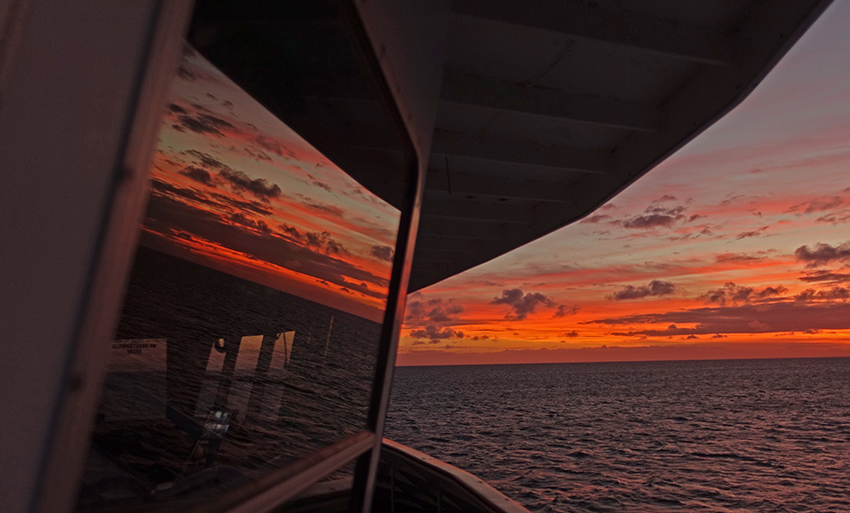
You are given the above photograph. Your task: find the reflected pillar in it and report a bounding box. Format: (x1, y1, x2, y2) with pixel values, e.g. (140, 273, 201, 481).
(246, 333, 278, 422)
(213, 336, 242, 411)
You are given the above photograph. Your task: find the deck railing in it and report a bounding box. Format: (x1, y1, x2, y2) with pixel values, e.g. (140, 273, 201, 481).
(285, 439, 531, 513)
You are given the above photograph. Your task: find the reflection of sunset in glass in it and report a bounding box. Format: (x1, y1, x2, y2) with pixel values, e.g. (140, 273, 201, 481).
(142, 49, 400, 321)
(399, 2, 850, 365)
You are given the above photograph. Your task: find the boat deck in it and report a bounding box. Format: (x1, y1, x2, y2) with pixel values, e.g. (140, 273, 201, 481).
(285, 439, 530, 513)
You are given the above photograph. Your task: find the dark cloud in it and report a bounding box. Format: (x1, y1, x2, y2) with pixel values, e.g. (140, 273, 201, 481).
(174, 112, 236, 137)
(554, 304, 580, 318)
(245, 146, 273, 162)
(370, 245, 394, 262)
(581, 214, 610, 224)
(255, 135, 296, 158)
(277, 223, 302, 241)
(794, 241, 850, 267)
(310, 179, 332, 193)
(302, 201, 344, 218)
(143, 195, 390, 298)
(720, 194, 747, 206)
(303, 230, 349, 256)
(798, 270, 850, 284)
(590, 301, 850, 337)
(787, 196, 844, 214)
(334, 276, 378, 298)
(816, 210, 850, 225)
(609, 280, 676, 300)
(409, 325, 464, 342)
(405, 298, 464, 325)
(795, 287, 850, 302)
(622, 213, 683, 229)
(152, 175, 275, 220)
(715, 252, 767, 263)
(491, 289, 554, 320)
(176, 65, 196, 81)
(150, 178, 218, 208)
(179, 165, 214, 186)
(562, 330, 579, 338)
(759, 286, 788, 298)
(736, 226, 769, 239)
(219, 168, 282, 202)
(167, 103, 187, 114)
(209, 193, 272, 216)
(604, 197, 691, 231)
(175, 48, 208, 81)
(654, 195, 677, 203)
(228, 212, 272, 234)
(185, 150, 225, 169)
(405, 296, 468, 343)
(699, 282, 787, 306)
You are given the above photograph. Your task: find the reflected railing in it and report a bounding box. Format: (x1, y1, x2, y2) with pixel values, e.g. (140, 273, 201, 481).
(79, 253, 383, 508)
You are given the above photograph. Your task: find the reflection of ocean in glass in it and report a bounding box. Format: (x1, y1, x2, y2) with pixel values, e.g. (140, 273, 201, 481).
(77, 248, 380, 508)
(77, 32, 405, 509)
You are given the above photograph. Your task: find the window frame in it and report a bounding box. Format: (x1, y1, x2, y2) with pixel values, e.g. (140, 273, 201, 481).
(33, 1, 425, 512)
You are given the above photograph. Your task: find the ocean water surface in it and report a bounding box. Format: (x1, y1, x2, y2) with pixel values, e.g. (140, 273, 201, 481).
(385, 358, 850, 512)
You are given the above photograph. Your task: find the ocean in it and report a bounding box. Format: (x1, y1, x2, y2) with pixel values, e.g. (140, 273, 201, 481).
(385, 358, 850, 513)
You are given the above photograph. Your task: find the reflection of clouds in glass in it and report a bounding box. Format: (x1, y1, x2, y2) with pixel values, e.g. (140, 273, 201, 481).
(145, 51, 400, 319)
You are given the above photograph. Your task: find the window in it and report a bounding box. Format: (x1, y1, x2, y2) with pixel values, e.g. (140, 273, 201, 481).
(75, 3, 414, 510)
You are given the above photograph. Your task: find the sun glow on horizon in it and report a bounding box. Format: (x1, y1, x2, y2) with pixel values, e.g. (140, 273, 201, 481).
(398, 0, 850, 365)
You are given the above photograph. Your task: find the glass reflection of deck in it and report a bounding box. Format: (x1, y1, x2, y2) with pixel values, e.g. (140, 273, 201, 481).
(77, 248, 382, 509)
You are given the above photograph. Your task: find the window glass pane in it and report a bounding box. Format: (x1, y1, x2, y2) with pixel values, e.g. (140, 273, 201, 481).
(76, 33, 405, 511)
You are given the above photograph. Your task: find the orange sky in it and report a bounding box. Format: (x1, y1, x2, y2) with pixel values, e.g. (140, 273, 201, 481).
(148, 3, 850, 365)
(142, 49, 400, 322)
(397, 0, 850, 365)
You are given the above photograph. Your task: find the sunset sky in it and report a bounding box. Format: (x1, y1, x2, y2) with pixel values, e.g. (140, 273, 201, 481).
(397, 0, 850, 365)
(147, 2, 850, 365)
(143, 49, 400, 321)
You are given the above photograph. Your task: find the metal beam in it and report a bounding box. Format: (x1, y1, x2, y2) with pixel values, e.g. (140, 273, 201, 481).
(417, 218, 505, 240)
(410, 260, 453, 273)
(413, 249, 471, 263)
(452, 0, 731, 66)
(431, 130, 612, 174)
(417, 234, 489, 253)
(421, 194, 535, 223)
(409, 0, 836, 293)
(426, 167, 577, 203)
(441, 72, 660, 131)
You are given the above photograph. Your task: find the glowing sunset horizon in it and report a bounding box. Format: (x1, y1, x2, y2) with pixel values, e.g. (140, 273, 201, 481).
(144, 3, 850, 364)
(397, 0, 850, 365)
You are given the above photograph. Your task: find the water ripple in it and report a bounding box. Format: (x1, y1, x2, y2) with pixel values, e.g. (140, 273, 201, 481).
(386, 358, 850, 513)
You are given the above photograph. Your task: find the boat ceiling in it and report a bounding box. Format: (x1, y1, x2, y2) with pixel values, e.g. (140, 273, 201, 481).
(190, 0, 834, 292)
